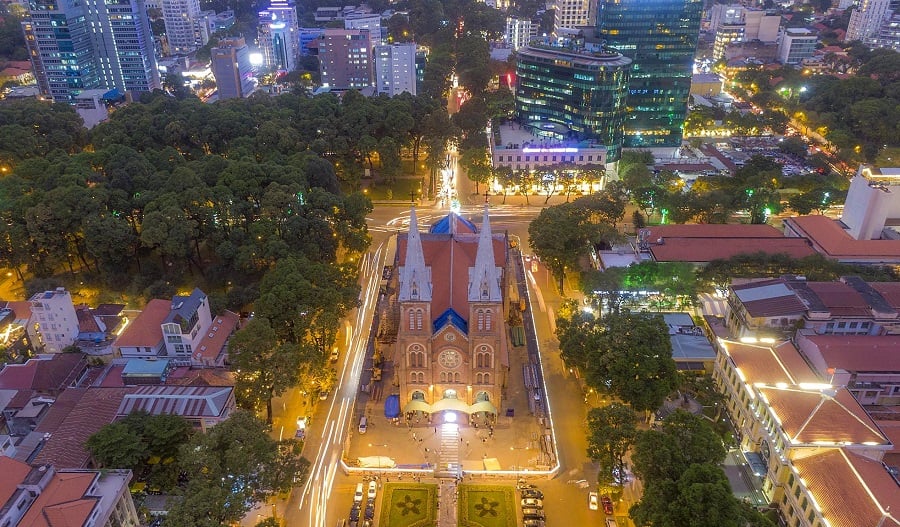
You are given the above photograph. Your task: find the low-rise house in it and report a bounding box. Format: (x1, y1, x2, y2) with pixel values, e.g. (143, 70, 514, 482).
(0, 458, 139, 527)
(116, 385, 235, 432)
(726, 276, 900, 338)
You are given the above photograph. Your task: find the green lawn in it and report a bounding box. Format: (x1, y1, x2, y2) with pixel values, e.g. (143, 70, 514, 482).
(458, 484, 517, 527)
(379, 483, 437, 527)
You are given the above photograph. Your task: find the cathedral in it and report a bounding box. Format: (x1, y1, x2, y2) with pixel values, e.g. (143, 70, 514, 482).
(391, 207, 510, 423)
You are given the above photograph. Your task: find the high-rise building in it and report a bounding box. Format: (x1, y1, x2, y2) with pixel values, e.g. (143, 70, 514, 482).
(777, 27, 817, 65)
(374, 42, 417, 96)
(258, 0, 299, 71)
(22, 0, 159, 103)
(554, 0, 595, 30)
(318, 28, 372, 90)
(873, 12, 900, 51)
(505, 17, 536, 50)
(211, 37, 255, 99)
(162, 0, 205, 54)
(847, 0, 893, 42)
(344, 13, 382, 48)
(515, 36, 631, 161)
(596, 0, 702, 148)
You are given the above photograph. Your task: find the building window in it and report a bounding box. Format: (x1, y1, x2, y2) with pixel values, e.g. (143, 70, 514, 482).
(454, 372, 461, 382)
(485, 310, 492, 330)
(440, 371, 447, 382)
(477, 309, 484, 331)
(415, 309, 423, 330)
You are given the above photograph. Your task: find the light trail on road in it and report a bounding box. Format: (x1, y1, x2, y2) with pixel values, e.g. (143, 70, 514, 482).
(295, 240, 388, 527)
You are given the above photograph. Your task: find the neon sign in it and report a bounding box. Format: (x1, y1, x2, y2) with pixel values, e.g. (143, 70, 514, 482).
(522, 147, 579, 153)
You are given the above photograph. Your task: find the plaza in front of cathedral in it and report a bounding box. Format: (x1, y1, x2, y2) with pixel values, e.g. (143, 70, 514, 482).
(343, 207, 557, 478)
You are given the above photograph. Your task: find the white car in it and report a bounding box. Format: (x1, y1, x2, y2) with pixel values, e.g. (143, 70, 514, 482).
(367, 480, 377, 500)
(521, 498, 543, 508)
(589, 491, 599, 511)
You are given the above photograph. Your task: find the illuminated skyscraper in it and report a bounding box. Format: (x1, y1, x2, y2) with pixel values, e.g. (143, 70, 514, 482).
(514, 36, 631, 161)
(258, 0, 299, 71)
(22, 0, 159, 103)
(596, 0, 702, 147)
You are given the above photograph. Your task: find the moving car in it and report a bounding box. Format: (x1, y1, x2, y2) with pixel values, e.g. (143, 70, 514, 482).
(295, 416, 307, 439)
(589, 491, 599, 511)
(601, 495, 614, 515)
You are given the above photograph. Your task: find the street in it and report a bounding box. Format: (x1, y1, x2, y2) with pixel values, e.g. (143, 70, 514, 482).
(254, 154, 639, 527)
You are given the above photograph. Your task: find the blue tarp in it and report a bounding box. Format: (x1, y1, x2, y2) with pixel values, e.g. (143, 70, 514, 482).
(384, 394, 400, 418)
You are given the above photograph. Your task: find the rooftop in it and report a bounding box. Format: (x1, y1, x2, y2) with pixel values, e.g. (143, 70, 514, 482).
(719, 339, 821, 386)
(493, 121, 605, 151)
(114, 299, 171, 349)
(192, 311, 240, 365)
(18, 470, 99, 527)
(117, 385, 234, 418)
(34, 388, 133, 468)
(758, 385, 890, 446)
(798, 333, 900, 372)
(647, 237, 815, 263)
(785, 215, 900, 260)
(792, 449, 900, 527)
(0, 457, 33, 512)
(642, 224, 785, 239)
(0, 353, 87, 394)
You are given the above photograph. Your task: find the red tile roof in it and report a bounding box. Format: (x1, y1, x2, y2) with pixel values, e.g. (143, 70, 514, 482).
(792, 449, 900, 527)
(114, 299, 170, 349)
(732, 279, 808, 317)
(34, 388, 133, 468)
(785, 215, 900, 260)
(869, 282, 900, 309)
(803, 281, 870, 316)
(759, 386, 889, 445)
(0, 300, 32, 321)
(397, 233, 507, 323)
(648, 237, 815, 263)
(0, 457, 33, 509)
(801, 334, 900, 372)
(0, 353, 86, 393)
(18, 471, 99, 527)
(192, 311, 240, 365)
(719, 340, 820, 385)
(643, 224, 785, 240)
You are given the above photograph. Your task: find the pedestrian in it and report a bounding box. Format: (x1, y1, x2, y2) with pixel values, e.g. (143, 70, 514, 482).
(459, 437, 463, 443)
(434, 427, 437, 434)
(425, 447, 429, 452)
(466, 441, 470, 447)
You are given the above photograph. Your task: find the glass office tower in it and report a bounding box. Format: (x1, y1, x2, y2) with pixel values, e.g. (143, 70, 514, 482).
(596, 0, 702, 147)
(515, 39, 631, 161)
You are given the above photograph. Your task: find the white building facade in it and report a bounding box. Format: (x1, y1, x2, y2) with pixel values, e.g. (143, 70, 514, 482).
(162, 0, 206, 54)
(28, 288, 79, 353)
(374, 42, 417, 96)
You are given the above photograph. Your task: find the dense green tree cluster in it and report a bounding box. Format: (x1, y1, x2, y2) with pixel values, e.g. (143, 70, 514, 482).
(586, 403, 638, 491)
(0, 91, 466, 294)
(528, 187, 626, 289)
(630, 411, 773, 527)
(165, 411, 308, 527)
(0, 9, 28, 62)
(556, 310, 680, 413)
(86, 412, 193, 491)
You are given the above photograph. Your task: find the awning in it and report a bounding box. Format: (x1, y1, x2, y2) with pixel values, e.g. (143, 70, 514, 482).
(403, 399, 432, 413)
(431, 397, 470, 413)
(384, 394, 400, 418)
(469, 400, 498, 415)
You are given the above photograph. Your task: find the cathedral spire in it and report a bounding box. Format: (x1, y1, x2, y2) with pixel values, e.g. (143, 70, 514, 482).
(468, 205, 502, 303)
(398, 207, 432, 302)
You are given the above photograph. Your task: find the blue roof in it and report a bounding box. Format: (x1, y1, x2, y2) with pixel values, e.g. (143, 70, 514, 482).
(102, 88, 122, 100)
(122, 359, 170, 376)
(429, 213, 477, 234)
(433, 308, 468, 335)
(384, 394, 400, 418)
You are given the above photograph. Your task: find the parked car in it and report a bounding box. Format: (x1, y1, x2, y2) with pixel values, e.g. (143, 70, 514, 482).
(521, 498, 543, 508)
(521, 489, 543, 499)
(589, 491, 599, 511)
(523, 520, 545, 527)
(601, 495, 614, 515)
(606, 518, 619, 527)
(367, 480, 377, 500)
(522, 508, 544, 519)
(354, 483, 364, 503)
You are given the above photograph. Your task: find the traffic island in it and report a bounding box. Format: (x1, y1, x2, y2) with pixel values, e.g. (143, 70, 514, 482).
(379, 483, 437, 527)
(458, 484, 516, 527)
